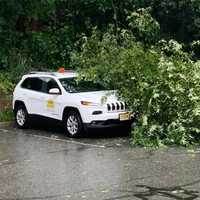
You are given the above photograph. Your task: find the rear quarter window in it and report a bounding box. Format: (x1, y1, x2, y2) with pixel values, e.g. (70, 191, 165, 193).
(21, 78, 31, 89)
(21, 78, 43, 92)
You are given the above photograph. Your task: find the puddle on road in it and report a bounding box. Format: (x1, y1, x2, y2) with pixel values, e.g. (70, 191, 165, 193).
(134, 185, 199, 200)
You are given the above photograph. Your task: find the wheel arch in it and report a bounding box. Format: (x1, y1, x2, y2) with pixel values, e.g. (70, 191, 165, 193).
(14, 100, 26, 112)
(62, 106, 82, 121)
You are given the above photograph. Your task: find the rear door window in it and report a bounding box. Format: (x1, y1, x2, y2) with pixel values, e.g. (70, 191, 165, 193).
(39, 77, 60, 94)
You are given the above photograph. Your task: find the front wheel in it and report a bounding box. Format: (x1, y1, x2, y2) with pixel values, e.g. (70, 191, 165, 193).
(15, 105, 29, 129)
(63, 111, 84, 138)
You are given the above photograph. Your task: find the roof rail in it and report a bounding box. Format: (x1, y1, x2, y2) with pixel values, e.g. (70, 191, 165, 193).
(28, 71, 56, 76)
(63, 70, 76, 73)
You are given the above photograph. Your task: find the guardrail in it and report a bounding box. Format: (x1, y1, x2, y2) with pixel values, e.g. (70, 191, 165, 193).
(0, 95, 12, 112)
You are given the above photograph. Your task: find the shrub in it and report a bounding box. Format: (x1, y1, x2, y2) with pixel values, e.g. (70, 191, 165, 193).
(6, 50, 32, 82)
(0, 111, 14, 122)
(0, 49, 31, 94)
(72, 29, 200, 147)
(0, 73, 14, 94)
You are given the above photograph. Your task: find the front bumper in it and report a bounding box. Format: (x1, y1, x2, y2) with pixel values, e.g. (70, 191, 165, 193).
(84, 118, 134, 129)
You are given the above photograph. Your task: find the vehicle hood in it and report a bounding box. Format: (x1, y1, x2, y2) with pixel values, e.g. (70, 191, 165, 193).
(72, 90, 119, 105)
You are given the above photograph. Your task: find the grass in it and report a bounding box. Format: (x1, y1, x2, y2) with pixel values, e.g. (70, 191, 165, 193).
(0, 110, 14, 122)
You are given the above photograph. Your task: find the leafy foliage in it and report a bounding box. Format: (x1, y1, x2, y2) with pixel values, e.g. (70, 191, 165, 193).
(29, 25, 74, 68)
(1, 0, 200, 146)
(1, 0, 200, 72)
(150, 0, 200, 42)
(0, 74, 14, 94)
(127, 8, 160, 44)
(72, 29, 200, 147)
(0, 111, 14, 122)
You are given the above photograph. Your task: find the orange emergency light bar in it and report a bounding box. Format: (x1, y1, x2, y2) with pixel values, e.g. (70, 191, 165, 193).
(58, 67, 65, 73)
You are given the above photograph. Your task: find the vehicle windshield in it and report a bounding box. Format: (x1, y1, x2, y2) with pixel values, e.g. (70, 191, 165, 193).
(59, 77, 106, 93)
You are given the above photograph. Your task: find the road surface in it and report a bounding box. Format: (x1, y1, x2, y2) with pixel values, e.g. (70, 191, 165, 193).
(0, 123, 200, 200)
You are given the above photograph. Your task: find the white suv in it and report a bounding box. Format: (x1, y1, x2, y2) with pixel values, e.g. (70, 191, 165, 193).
(13, 71, 133, 137)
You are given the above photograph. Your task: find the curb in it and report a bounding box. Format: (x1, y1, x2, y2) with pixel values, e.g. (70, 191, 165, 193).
(0, 121, 14, 127)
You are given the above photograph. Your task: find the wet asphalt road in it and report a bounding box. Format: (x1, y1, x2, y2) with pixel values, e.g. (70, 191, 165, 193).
(0, 123, 200, 200)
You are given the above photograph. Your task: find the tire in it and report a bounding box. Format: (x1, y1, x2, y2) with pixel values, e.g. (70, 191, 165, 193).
(15, 105, 29, 129)
(63, 110, 84, 138)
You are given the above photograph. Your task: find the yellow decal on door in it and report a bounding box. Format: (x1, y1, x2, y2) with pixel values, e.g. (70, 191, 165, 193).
(47, 100, 54, 108)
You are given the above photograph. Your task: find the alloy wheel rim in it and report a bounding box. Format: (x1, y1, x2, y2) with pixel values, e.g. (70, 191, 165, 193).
(16, 109, 26, 126)
(67, 115, 78, 135)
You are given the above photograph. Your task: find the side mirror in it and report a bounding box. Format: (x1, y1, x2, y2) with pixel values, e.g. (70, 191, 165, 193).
(49, 88, 60, 95)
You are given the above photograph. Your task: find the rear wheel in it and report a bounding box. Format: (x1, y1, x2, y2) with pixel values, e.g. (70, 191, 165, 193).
(64, 110, 83, 138)
(15, 105, 29, 129)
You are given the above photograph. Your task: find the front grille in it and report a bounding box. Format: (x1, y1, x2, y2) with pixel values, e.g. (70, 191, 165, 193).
(107, 102, 126, 112)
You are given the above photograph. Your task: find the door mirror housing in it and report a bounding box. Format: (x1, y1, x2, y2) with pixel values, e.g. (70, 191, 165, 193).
(49, 88, 60, 95)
